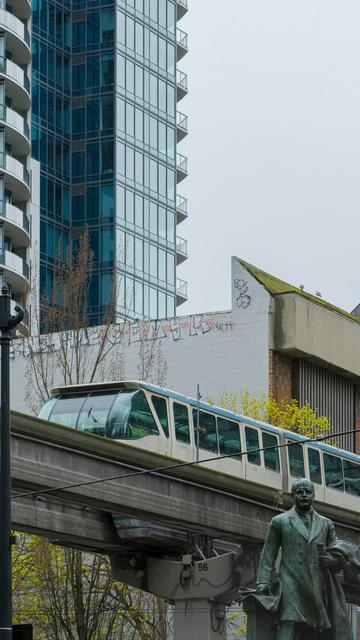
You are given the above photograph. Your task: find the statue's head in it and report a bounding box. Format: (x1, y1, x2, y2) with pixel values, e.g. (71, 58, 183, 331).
(291, 478, 315, 512)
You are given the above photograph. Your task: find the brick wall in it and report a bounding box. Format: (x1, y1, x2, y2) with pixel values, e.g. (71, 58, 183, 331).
(269, 350, 293, 404)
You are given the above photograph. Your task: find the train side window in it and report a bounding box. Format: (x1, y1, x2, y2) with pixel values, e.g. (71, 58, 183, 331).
(288, 443, 305, 477)
(245, 427, 260, 465)
(262, 432, 280, 472)
(174, 403, 190, 444)
(151, 395, 169, 438)
(107, 390, 159, 440)
(217, 418, 241, 457)
(192, 410, 217, 453)
(323, 453, 344, 491)
(308, 448, 322, 484)
(343, 459, 360, 496)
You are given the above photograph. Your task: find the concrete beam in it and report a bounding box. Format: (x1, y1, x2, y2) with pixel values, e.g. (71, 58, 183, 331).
(272, 293, 360, 378)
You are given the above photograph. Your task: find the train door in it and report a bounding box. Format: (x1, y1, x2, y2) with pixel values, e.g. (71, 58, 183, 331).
(148, 393, 171, 457)
(190, 407, 219, 466)
(169, 399, 193, 462)
(306, 447, 325, 504)
(243, 425, 282, 490)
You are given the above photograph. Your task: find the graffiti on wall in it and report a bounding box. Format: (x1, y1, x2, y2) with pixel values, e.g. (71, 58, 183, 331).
(234, 279, 251, 309)
(10, 314, 235, 359)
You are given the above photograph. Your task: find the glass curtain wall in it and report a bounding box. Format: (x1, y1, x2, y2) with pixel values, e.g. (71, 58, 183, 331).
(116, 0, 177, 320)
(33, 0, 179, 325)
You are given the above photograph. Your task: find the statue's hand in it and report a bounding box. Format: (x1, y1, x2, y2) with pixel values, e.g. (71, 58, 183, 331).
(320, 555, 340, 571)
(256, 583, 271, 595)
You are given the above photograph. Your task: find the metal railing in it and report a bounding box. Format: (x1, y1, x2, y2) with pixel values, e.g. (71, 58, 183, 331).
(0, 55, 30, 94)
(177, 28, 188, 50)
(176, 152, 188, 175)
(0, 104, 30, 140)
(176, 194, 188, 215)
(0, 249, 29, 279)
(177, 0, 188, 10)
(176, 110, 188, 132)
(0, 199, 30, 233)
(176, 236, 188, 257)
(176, 69, 188, 92)
(176, 277, 188, 299)
(0, 152, 30, 186)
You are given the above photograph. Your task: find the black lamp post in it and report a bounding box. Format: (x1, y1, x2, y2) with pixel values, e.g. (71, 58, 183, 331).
(0, 284, 23, 640)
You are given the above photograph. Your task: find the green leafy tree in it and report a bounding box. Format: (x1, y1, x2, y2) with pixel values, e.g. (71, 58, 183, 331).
(218, 390, 330, 438)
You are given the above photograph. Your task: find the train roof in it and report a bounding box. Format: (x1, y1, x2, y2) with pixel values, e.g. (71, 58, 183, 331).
(49, 380, 359, 463)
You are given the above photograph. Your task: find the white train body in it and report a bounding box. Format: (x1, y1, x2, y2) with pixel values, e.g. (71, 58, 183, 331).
(38, 380, 360, 528)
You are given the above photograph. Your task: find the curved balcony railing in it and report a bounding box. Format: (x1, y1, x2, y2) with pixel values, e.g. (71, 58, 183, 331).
(176, 153, 188, 182)
(0, 151, 29, 187)
(0, 199, 29, 234)
(176, 235, 188, 257)
(176, 194, 188, 215)
(176, 69, 188, 101)
(176, 110, 188, 142)
(0, 9, 30, 49)
(0, 248, 29, 280)
(177, 28, 188, 51)
(176, 277, 188, 301)
(0, 55, 30, 95)
(0, 104, 30, 141)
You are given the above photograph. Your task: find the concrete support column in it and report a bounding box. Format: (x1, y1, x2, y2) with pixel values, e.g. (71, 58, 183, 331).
(174, 600, 226, 640)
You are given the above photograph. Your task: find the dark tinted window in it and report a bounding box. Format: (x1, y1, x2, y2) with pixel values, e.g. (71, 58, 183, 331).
(174, 403, 190, 444)
(151, 395, 169, 438)
(217, 418, 241, 457)
(192, 410, 217, 453)
(107, 389, 159, 440)
(262, 432, 280, 472)
(324, 453, 344, 491)
(308, 448, 322, 485)
(343, 459, 360, 496)
(77, 392, 117, 436)
(245, 427, 260, 465)
(288, 443, 305, 477)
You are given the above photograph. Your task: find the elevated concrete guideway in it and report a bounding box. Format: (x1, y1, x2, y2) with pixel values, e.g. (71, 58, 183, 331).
(10, 411, 360, 552)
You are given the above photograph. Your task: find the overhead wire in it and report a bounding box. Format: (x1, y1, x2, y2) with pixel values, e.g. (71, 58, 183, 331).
(11, 427, 360, 501)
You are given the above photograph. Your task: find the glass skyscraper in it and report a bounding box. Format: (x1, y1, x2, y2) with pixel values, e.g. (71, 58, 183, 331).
(32, 0, 188, 325)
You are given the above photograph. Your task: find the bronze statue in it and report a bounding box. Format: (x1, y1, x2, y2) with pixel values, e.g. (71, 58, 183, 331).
(256, 478, 354, 640)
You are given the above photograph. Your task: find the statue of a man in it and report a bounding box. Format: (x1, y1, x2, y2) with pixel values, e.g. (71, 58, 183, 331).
(256, 478, 353, 640)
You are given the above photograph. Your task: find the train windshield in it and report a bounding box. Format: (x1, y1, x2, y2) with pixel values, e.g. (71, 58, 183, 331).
(39, 389, 159, 440)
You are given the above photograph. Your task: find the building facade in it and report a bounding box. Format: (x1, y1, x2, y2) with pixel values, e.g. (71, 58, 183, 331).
(32, 0, 188, 326)
(10, 256, 360, 456)
(0, 0, 39, 332)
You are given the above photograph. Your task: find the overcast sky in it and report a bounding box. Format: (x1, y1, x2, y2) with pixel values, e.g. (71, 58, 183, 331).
(178, 1, 360, 316)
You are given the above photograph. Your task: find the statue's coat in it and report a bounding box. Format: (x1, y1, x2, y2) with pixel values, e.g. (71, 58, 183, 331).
(257, 507, 336, 629)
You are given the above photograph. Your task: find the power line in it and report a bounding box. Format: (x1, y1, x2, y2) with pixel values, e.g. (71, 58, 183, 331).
(11, 427, 360, 501)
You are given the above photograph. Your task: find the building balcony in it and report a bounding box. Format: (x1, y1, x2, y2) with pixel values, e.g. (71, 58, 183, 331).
(176, 152, 188, 183)
(176, 28, 188, 61)
(176, 277, 188, 306)
(176, 235, 188, 265)
(0, 9, 31, 66)
(0, 152, 30, 200)
(0, 248, 29, 294)
(176, 110, 188, 142)
(176, 194, 188, 224)
(10, 0, 31, 21)
(176, 69, 188, 102)
(0, 200, 30, 248)
(0, 104, 30, 156)
(176, 0, 188, 20)
(0, 56, 30, 112)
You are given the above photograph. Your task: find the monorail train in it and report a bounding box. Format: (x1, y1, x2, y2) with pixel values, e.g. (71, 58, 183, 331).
(38, 380, 360, 536)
